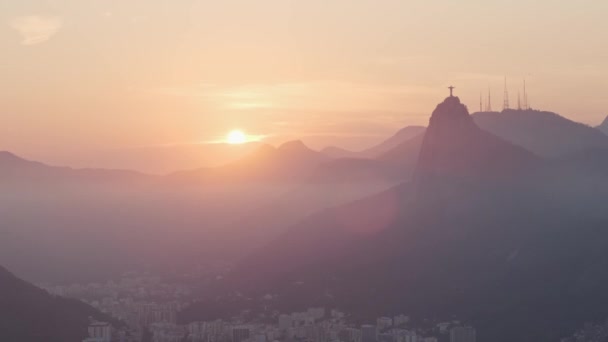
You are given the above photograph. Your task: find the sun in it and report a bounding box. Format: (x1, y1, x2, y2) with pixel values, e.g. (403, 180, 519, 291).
(226, 130, 247, 144)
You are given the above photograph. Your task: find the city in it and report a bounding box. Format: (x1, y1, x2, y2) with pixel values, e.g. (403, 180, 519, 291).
(41, 269, 476, 342)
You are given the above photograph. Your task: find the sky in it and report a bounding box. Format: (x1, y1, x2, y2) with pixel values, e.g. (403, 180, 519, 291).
(1, 0, 607, 171)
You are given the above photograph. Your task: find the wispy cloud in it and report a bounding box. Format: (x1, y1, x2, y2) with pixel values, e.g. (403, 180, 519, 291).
(147, 81, 436, 113)
(9, 15, 63, 45)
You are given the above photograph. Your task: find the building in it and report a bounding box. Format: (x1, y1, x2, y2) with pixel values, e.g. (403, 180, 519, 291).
(393, 315, 409, 327)
(232, 325, 251, 342)
(308, 307, 326, 320)
(83, 321, 112, 342)
(278, 314, 293, 330)
(361, 324, 377, 342)
(450, 326, 476, 342)
(377, 317, 393, 331)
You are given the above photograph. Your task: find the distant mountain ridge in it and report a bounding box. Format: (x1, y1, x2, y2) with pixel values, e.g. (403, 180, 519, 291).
(321, 126, 426, 159)
(0, 151, 150, 185)
(169, 140, 330, 184)
(597, 115, 608, 135)
(473, 109, 608, 157)
(0, 265, 115, 342)
(170, 140, 408, 185)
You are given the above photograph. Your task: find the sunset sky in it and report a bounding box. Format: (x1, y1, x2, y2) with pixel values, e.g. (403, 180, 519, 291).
(1, 0, 607, 170)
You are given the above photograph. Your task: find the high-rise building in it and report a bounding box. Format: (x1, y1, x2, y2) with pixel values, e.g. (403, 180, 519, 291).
(377, 317, 393, 331)
(232, 326, 251, 342)
(393, 315, 409, 327)
(361, 324, 377, 342)
(450, 326, 476, 342)
(308, 307, 326, 320)
(83, 322, 112, 342)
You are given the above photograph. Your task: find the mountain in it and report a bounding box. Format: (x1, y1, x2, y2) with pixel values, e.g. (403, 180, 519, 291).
(183, 96, 608, 342)
(309, 158, 405, 183)
(321, 126, 426, 159)
(56, 142, 263, 174)
(472, 109, 608, 157)
(326, 109, 607, 172)
(417, 98, 540, 183)
(227, 96, 541, 288)
(0, 145, 400, 284)
(0, 265, 115, 342)
(320, 146, 358, 159)
(597, 115, 608, 135)
(169, 140, 407, 185)
(364, 126, 426, 157)
(0, 150, 301, 283)
(375, 133, 425, 180)
(169, 140, 331, 184)
(0, 151, 150, 186)
(375, 98, 539, 184)
(213, 178, 400, 261)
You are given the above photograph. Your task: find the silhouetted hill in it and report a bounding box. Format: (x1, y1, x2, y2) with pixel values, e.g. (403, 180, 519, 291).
(228, 96, 541, 288)
(309, 158, 405, 183)
(0, 265, 116, 342)
(0, 146, 398, 284)
(375, 133, 425, 179)
(376, 98, 540, 184)
(185, 97, 608, 342)
(317, 127, 429, 182)
(169, 140, 330, 184)
(170, 140, 407, 185)
(597, 115, 608, 135)
(363, 126, 426, 157)
(320, 146, 357, 158)
(56, 141, 263, 174)
(472, 109, 608, 157)
(0, 151, 150, 186)
(417, 98, 540, 184)
(321, 126, 426, 159)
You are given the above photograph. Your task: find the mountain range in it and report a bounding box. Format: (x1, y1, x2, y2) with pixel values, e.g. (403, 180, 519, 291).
(0, 151, 148, 186)
(169, 140, 331, 184)
(473, 109, 608, 157)
(182, 97, 608, 342)
(321, 126, 426, 159)
(0, 142, 399, 283)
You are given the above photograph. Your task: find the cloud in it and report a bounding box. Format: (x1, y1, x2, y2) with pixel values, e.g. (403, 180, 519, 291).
(148, 81, 436, 113)
(9, 15, 63, 45)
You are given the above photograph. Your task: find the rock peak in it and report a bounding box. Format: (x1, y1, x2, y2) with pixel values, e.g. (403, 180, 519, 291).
(414, 96, 538, 186)
(278, 140, 310, 152)
(427, 96, 475, 134)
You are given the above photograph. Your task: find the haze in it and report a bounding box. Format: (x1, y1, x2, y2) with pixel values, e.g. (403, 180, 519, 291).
(1, 0, 607, 172)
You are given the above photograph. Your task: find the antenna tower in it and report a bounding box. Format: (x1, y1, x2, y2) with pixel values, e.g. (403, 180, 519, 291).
(517, 91, 521, 110)
(486, 88, 492, 112)
(523, 79, 529, 110)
